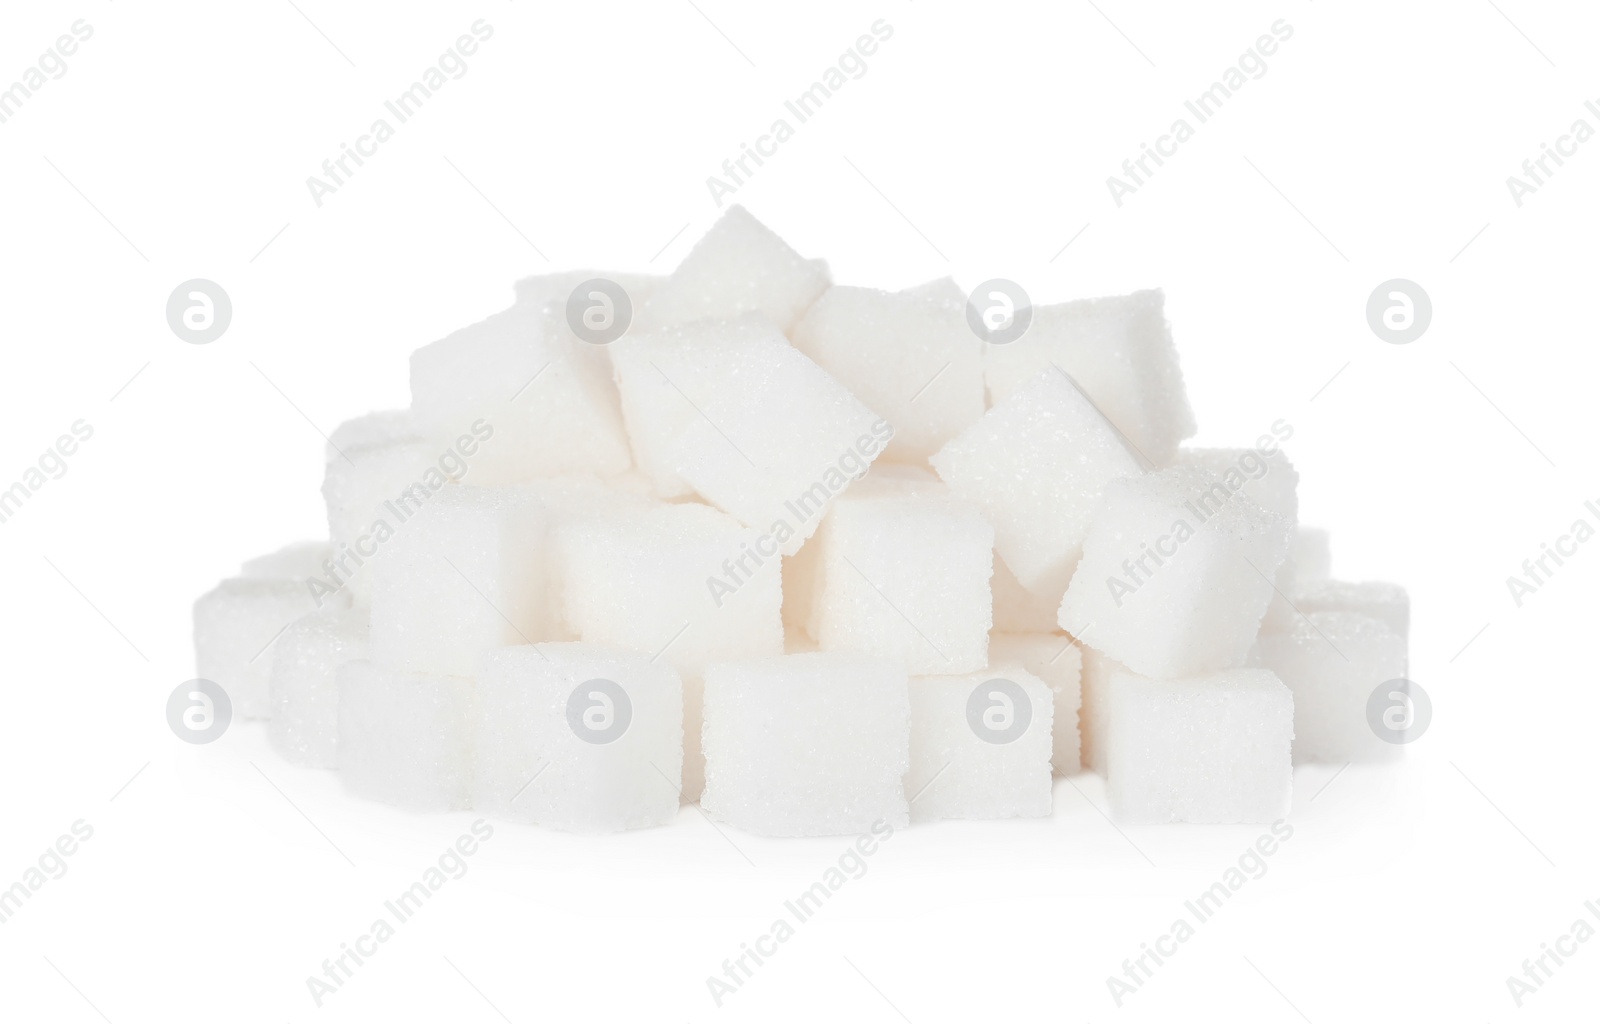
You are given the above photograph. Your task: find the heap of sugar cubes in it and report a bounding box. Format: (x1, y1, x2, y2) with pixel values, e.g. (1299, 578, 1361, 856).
(193, 206, 1410, 834)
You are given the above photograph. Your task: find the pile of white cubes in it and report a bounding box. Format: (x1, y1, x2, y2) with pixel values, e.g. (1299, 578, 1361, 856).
(193, 206, 1409, 835)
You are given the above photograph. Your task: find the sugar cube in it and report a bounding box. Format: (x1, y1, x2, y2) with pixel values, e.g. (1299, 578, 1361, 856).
(641, 206, 829, 332)
(268, 605, 368, 768)
(932, 369, 1143, 601)
(472, 643, 682, 831)
(809, 483, 994, 675)
(989, 632, 1082, 774)
(325, 409, 423, 463)
(1292, 580, 1409, 640)
(701, 653, 910, 836)
(409, 302, 633, 484)
(1059, 464, 1292, 680)
(791, 284, 985, 463)
(983, 290, 1196, 465)
(368, 485, 549, 677)
(609, 314, 888, 551)
(337, 660, 472, 811)
(1257, 611, 1408, 763)
(194, 577, 318, 720)
(1104, 668, 1293, 823)
(1077, 644, 1133, 773)
(907, 668, 1053, 821)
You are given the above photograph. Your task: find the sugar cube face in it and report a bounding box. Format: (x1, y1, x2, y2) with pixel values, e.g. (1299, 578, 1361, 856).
(1077, 644, 1131, 773)
(409, 302, 633, 485)
(322, 433, 450, 605)
(1174, 447, 1298, 522)
(791, 285, 985, 463)
(811, 488, 994, 675)
(1292, 580, 1409, 640)
(1059, 464, 1292, 680)
(984, 290, 1196, 465)
(933, 369, 1143, 601)
(268, 605, 369, 768)
(368, 485, 549, 677)
(194, 578, 318, 719)
(337, 660, 472, 812)
(701, 653, 910, 836)
(907, 668, 1053, 821)
(240, 541, 332, 583)
(472, 643, 682, 831)
(1104, 668, 1293, 823)
(1257, 611, 1407, 763)
(557, 500, 783, 680)
(610, 314, 887, 551)
(989, 632, 1082, 774)
(990, 554, 1060, 634)
(641, 206, 829, 332)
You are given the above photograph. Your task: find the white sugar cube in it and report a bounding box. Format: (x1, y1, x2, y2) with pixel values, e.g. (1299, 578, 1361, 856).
(1059, 465, 1292, 680)
(907, 668, 1053, 821)
(791, 285, 984, 463)
(702, 653, 910, 836)
(933, 369, 1143, 600)
(810, 486, 994, 675)
(984, 290, 1195, 465)
(268, 605, 368, 768)
(472, 643, 683, 831)
(409, 302, 633, 484)
(325, 409, 422, 463)
(1077, 644, 1133, 773)
(557, 500, 783, 679)
(240, 541, 331, 583)
(610, 314, 888, 550)
(321, 429, 454, 605)
(1293, 580, 1409, 640)
(368, 485, 549, 677)
(642, 206, 829, 332)
(1258, 611, 1407, 763)
(990, 554, 1060, 633)
(194, 577, 317, 719)
(337, 661, 472, 811)
(989, 633, 1082, 774)
(1105, 668, 1293, 823)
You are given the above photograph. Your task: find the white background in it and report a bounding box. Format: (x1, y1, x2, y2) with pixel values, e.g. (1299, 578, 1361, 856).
(1, 1, 1597, 1021)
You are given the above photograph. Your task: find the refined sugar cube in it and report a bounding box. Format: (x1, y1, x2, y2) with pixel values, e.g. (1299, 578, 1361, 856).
(701, 653, 910, 836)
(1292, 580, 1409, 640)
(989, 632, 1082, 774)
(809, 482, 994, 675)
(325, 409, 423, 462)
(984, 290, 1196, 465)
(907, 668, 1053, 821)
(557, 500, 783, 679)
(641, 206, 829, 332)
(409, 302, 633, 484)
(337, 660, 472, 812)
(472, 643, 683, 832)
(1059, 464, 1292, 680)
(194, 577, 318, 719)
(1104, 668, 1293, 823)
(1175, 448, 1301, 635)
(240, 541, 331, 583)
(990, 554, 1060, 634)
(791, 285, 985, 463)
(321, 426, 450, 605)
(933, 369, 1143, 601)
(610, 314, 888, 550)
(1077, 644, 1133, 773)
(368, 485, 549, 677)
(268, 605, 368, 768)
(1257, 611, 1407, 763)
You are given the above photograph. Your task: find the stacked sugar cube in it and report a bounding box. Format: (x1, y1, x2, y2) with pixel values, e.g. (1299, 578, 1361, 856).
(193, 205, 1411, 835)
